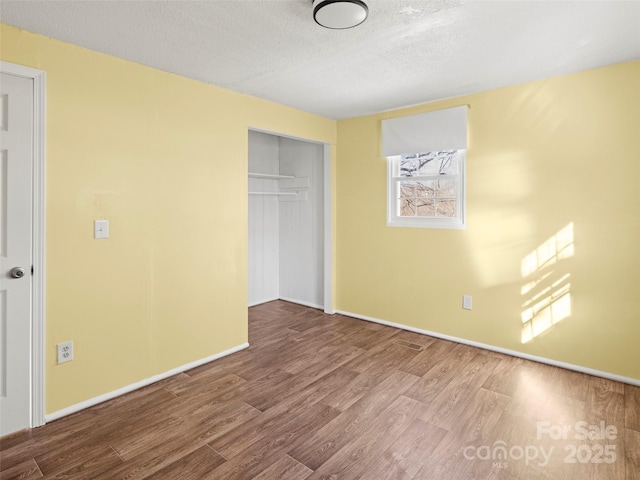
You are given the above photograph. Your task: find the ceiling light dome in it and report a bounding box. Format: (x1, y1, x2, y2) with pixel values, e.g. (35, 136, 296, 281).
(313, 0, 369, 30)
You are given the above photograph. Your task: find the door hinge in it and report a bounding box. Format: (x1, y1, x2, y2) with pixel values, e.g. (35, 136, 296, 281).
(31, 265, 34, 275)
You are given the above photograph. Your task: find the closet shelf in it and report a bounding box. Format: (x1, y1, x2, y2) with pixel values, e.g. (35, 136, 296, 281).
(249, 191, 298, 196)
(248, 172, 295, 180)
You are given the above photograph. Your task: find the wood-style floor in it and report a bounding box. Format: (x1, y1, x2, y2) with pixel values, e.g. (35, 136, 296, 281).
(1, 300, 639, 479)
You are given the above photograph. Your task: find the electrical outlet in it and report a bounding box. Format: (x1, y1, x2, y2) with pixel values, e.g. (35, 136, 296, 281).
(463, 295, 472, 310)
(57, 341, 74, 364)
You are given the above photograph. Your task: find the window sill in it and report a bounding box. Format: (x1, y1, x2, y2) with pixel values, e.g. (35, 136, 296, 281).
(387, 218, 466, 230)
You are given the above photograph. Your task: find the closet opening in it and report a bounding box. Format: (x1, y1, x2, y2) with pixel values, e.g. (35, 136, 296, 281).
(248, 129, 332, 313)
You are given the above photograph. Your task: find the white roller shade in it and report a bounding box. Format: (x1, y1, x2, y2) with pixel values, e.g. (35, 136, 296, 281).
(381, 105, 468, 157)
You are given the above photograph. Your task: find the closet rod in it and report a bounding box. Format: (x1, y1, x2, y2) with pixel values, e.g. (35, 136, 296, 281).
(248, 173, 296, 180)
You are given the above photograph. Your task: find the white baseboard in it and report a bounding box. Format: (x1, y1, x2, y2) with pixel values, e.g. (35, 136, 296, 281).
(335, 310, 640, 387)
(248, 297, 324, 311)
(278, 297, 324, 310)
(45, 342, 250, 423)
(248, 297, 280, 308)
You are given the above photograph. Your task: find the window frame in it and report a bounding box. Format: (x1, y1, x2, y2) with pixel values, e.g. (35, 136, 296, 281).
(386, 150, 467, 229)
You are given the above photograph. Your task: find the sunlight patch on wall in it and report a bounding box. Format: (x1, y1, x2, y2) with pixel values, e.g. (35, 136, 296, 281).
(521, 223, 574, 344)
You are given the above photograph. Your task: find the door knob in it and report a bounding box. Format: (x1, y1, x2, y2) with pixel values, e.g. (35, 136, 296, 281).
(10, 267, 26, 279)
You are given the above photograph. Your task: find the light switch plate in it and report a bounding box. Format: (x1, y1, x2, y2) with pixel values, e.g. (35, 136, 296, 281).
(94, 220, 109, 239)
(463, 295, 472, 310)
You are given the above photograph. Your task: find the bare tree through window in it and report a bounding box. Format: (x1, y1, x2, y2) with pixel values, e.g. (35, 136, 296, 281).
(396, 151, 461, 218)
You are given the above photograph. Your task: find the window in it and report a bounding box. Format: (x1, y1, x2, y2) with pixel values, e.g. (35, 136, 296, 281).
(381, 105, 468, 229)
(387, 150, 466, 228)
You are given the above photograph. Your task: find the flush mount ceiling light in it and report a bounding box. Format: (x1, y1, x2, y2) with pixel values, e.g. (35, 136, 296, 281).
(313, 0, 369, 29)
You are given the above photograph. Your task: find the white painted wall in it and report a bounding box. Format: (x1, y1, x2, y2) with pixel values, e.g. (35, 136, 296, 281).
(279, 138, 324, 308)
(248, 131, 324, 309)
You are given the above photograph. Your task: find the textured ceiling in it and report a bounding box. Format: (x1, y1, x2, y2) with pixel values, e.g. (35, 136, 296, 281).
(1, 0, 639, 119)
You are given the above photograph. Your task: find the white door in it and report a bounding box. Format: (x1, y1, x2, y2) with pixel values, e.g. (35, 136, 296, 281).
(0, 72, 34, 436)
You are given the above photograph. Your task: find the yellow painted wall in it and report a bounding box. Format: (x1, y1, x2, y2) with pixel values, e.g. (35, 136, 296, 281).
(336, 61, 640, 380)
(0, 24, 337, 413)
